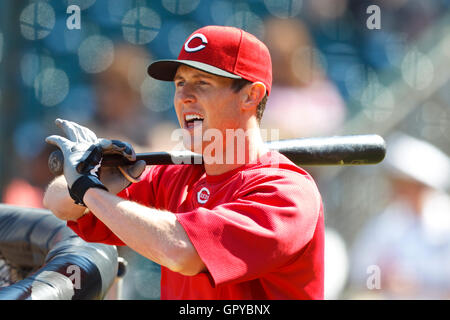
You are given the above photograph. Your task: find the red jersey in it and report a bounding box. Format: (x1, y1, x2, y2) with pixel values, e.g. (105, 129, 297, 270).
(68, 151, 324, 299)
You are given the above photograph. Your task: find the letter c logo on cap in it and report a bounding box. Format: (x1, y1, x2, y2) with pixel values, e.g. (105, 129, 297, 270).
(184, 33, 208, 53)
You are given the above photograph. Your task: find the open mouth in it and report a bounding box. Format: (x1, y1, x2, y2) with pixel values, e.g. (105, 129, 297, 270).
(184, 113, 204, 129)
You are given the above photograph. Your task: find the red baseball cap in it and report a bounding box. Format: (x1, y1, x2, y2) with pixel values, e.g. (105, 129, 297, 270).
(147, 25, 272, 95)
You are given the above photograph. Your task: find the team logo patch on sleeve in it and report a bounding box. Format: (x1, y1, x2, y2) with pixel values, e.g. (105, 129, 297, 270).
(197, 187, 210, 204)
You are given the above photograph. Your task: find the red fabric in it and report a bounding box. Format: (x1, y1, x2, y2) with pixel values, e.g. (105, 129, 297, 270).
(178, 26, 272, 95)
(3, 179, 44, 208)
(67, 151, 324, 300)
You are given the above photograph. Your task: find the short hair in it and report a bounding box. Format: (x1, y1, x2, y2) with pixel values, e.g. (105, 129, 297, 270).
(230, 78, 268, 124)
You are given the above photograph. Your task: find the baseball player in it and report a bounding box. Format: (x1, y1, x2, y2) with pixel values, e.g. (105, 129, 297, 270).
(44, 26, 324, 299)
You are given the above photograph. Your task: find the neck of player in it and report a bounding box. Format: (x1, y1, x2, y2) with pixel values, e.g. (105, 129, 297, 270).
(202, 126, 268, 176)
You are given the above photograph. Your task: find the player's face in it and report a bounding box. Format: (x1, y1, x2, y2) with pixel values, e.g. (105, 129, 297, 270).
(173, 65, 242, 152)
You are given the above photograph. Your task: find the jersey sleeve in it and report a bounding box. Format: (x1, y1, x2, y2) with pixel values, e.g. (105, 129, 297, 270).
(176, 170, 322, 287)
(67, 166, 161, 245)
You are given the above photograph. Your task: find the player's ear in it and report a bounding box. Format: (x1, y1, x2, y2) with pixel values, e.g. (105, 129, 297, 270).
(240, 82, 266, 112)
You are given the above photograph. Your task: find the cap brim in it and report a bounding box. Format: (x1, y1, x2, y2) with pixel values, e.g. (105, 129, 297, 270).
(147, 59, 242, 81)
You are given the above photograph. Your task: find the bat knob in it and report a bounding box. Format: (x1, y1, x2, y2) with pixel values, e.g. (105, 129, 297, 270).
(48, 149, 64, 176)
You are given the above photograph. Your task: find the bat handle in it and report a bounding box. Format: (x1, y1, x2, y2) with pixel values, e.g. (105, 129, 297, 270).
(48, 149, 65, 176)
(48, 149, 134, 176)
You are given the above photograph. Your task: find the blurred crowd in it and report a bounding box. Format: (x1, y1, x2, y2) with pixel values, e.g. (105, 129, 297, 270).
(349, 133, 450, 299)
(1, 0, 450, 299)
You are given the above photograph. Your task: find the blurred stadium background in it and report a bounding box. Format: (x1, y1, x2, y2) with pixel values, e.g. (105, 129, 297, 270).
(1, 0, 450, 299)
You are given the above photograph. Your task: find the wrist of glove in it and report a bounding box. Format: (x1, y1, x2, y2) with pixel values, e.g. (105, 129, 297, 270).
(67, 142, 109, 206)
(69, 175, 108, 206)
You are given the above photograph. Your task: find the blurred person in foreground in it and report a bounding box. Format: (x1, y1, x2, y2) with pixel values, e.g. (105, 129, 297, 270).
(349, 133, 450, 299)
(43, 26, 324, 299)
(261, 18, 346, 140)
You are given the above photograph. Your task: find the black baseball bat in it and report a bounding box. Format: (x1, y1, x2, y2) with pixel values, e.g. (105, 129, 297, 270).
(48, 134, 386, 176)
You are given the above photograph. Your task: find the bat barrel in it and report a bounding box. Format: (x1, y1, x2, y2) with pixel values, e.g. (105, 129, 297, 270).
(267, 134, 386, 166)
